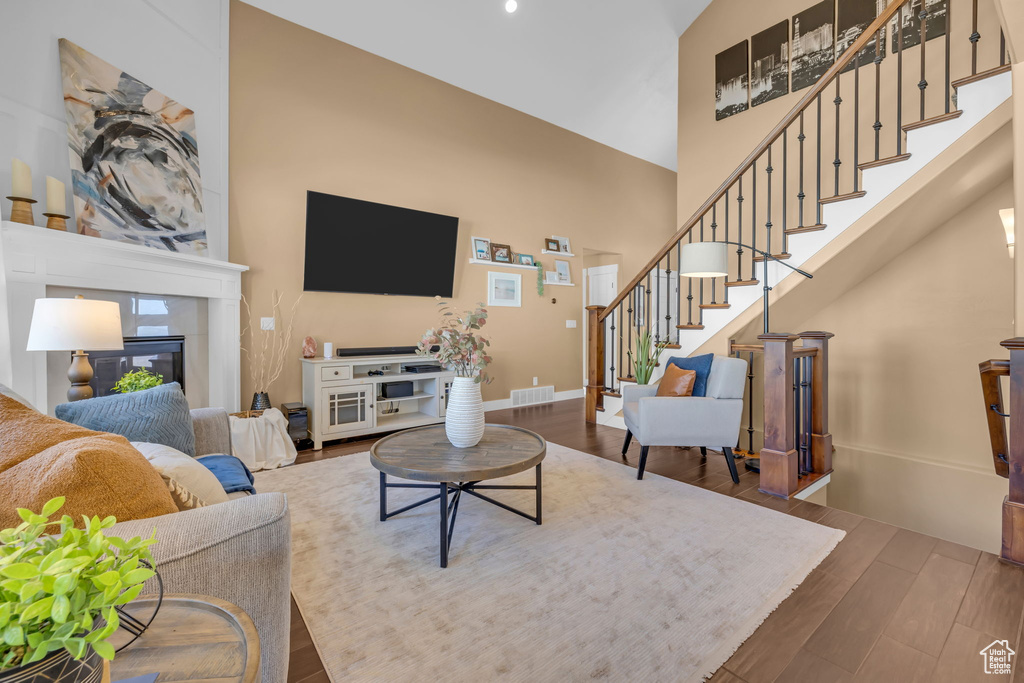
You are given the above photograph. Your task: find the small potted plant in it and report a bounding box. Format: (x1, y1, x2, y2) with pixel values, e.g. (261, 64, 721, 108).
(627, 327, 665, 385)
(0, 497, 158, 680)
(417, 301, 492, 447)
(112, 369, 164, 394)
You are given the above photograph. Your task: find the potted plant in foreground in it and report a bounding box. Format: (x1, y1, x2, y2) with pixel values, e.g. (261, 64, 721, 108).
(627, 327, 665, 385)
(417, 301, 492, 448)
(0, 497, 157, 680)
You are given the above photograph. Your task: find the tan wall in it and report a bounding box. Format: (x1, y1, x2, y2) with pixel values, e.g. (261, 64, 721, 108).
(229, 2, 677, 404)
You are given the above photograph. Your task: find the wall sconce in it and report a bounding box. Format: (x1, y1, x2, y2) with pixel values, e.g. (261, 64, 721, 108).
(1000, 208, 1015, 258)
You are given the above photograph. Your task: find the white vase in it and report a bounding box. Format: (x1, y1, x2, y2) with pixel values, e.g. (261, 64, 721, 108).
(445, 376, 485, 448)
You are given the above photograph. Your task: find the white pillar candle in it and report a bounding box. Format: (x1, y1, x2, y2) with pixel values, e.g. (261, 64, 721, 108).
(45, 176, 66, 215)
(11, 158, 31, 198)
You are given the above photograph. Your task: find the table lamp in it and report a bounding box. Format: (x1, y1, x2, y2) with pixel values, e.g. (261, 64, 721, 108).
(26, 295, 124, 401)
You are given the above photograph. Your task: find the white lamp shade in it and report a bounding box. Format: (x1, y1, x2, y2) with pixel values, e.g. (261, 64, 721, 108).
(679, 241, 729, 278)
(1001, 208, 1015, 257)
(26, 298, 124, 351)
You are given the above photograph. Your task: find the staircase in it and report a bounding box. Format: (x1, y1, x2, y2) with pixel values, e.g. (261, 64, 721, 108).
(587, 0, 1013, 433)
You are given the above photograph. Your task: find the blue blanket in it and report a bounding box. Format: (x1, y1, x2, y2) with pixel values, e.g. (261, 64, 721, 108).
(198, 455, 256, 495)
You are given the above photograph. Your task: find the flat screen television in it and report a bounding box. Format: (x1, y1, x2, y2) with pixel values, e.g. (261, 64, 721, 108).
(303, 191, 459, 297)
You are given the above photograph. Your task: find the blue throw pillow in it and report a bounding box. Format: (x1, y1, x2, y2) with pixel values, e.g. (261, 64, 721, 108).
(667, 354, 714, 397)
(197, 455, 256, 495)
(56, 382, 195, 456)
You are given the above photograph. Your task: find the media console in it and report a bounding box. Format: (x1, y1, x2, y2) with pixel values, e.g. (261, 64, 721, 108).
(301, 353, 456, 450)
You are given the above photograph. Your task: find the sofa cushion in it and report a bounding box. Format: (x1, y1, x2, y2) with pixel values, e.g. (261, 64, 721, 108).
(667, 354, 715, 397)
(0, 394, 177, 528)
(132, 441, 230, 508)
(656, 364, 697, 397)
(56, 382, 195, 456)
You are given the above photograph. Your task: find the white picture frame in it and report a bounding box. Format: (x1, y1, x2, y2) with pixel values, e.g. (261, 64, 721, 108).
(552, 235, 572, 254)
(554, 259, 571, 283)
(472, 236, 491, 261)
(545, 271, 559, 284)
(488, 271, 522, 307)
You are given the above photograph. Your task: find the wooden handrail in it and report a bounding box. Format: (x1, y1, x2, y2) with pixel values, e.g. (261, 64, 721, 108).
(598, 0, 907, 322)
(980, 359, 1010, 478)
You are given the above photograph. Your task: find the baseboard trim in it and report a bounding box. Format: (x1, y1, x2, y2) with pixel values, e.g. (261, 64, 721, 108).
(483, 388, 585, 412)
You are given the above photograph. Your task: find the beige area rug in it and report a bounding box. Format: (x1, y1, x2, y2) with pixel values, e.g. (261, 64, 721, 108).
(255, 443, 844, 682)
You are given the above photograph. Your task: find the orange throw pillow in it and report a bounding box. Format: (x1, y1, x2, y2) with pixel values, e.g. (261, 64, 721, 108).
(656, 364, 698, 397)
(0, 394, 178, 529)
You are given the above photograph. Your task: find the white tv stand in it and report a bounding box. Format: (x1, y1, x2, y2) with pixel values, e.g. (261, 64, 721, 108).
(301, 353, 456, 450)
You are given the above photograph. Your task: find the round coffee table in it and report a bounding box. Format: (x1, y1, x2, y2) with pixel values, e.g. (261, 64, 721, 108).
(371, 424, 546, 567)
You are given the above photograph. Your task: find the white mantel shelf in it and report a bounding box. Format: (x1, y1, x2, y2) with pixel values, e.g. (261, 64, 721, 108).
(0, 221, 249, 412)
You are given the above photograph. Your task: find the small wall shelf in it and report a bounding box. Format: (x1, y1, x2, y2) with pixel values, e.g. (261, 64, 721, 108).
(541, 250, 576, 257)
(468, 258, 537, 270)
(545, 281, 576, 287)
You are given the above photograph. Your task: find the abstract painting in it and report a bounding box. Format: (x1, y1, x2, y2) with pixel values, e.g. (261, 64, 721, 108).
(836, 0, 886, 73)
(715, 40, 749, 121)
(58, 39, 207, 255)
(890, 0, 948, 53)
(751, 21, 790, 107)
(792, 0, 835, 91)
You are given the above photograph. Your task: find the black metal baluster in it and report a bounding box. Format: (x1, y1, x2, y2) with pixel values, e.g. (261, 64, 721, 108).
(710, 204, 718, 304)
(919, 1, 929, 122)
(873, 27, 882, 161)
(646, 273, 653, 332)
(737, 176, 745, 280)
(853, 50, 860, 193)
(608, 308, 616, 392)
(897, 3, 905, 155)
(751, 161, 758, 276)
(798, 113, 806, 228)
(627, 290, 634, 378)
(782, 130, 788, 255)
(746, 351, 755, 454)
(833, 77, 842, 196)
(724, 189, 731, 303)
(698, 218, 705, 325)
(617, 302, 624, 390)
(664, 252, 672, 341)
(676, 241, 682, 341)
(765, 145, 773, 265)
(686, 230, 695, 327)
(816, 94, 823, 224)
(945, 0, 952, 114)
(970, 0, 980, 76)
(654, 258, 661, 345)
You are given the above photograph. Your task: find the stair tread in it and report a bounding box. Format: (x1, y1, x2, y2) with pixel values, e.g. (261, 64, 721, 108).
(600, 390, 622, 398)
(785, 223, 827, 235)
(819, 191, 867, 205)
(699, 303, 731, 309)
(952, 64, 1011, 89)
(725, 279, 760, 287)
(616, 376, 637, 383)
(661, 343, 682, 349)
(676, 324, 705, 330)
(753, 252, 792, 262)
(858, 153, 911, 171)
(902, 110, 963, 132)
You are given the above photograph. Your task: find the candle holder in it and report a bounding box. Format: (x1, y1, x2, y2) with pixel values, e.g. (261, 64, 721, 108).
(6, 196, 36, 225)
(42, 212, 70, 232)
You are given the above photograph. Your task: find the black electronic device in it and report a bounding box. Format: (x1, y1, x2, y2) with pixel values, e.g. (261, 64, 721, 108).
(381, 381, 414, 399)
(403, 364, 441, 374)
(280, 402, 308, 443)
(303, 191, 459, 297)
(335, 346, 419, 357)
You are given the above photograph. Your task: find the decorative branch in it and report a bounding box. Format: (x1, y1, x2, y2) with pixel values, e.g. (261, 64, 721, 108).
(240, 290, 304, 394)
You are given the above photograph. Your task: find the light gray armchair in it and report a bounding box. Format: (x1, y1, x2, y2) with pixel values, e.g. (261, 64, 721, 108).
(621, 355, 748, 482)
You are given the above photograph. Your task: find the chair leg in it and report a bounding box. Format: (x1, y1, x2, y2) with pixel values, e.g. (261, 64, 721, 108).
(723, 447, 740, 484)
(621, 430, 633, 458)
(637, 445, 650, 480)
(700, 446, 707, 461)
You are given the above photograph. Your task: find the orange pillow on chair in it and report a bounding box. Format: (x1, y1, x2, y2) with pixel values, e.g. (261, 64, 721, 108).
(656, 364, 698, 397)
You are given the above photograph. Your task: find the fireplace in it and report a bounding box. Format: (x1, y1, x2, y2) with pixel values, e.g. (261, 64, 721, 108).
(87, 336, 185, 398)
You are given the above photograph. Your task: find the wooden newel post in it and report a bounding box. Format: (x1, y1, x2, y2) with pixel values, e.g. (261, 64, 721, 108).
(758, 333, 799, 498)
(1000, 337, 1024, 565)
(800, 331, 835, 476)
(585, 305, 606, 423)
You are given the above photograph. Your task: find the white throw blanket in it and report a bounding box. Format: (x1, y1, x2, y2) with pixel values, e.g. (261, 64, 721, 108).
(229, 407, 297, 471)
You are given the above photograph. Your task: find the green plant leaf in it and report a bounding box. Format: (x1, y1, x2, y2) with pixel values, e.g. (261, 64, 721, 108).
(66, 637, 86, 659)
(120, 568, 155, 586)
(51, 594, 70, 623)
(19, 596, 54, 622)
(95, 570, 120, 586)
(19, 579, 43, 602)
(114, 583, 144, 606)
(41, 497, 65, 518)
(1, 563, 39, 580)
(91, 639, 115, 660)
(3, 624, 24, 646)
(52, 572, 76, 596)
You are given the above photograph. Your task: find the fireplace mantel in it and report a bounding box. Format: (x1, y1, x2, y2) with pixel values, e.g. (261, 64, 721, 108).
(0, 221, 248, 412)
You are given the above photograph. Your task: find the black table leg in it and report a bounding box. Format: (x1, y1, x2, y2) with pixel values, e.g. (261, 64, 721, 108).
(536, 463, 542, 525)
(439, 482, 449, 568)
(379, 472, 387, 522)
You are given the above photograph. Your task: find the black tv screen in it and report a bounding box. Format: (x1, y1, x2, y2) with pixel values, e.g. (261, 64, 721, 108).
(303, 191, 459, 297)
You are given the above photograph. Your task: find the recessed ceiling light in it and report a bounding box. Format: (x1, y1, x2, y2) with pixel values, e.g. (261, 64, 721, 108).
(505, 0, 518, 13)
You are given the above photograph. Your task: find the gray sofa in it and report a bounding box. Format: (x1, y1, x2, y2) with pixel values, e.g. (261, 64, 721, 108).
(110, 408, 292, 683)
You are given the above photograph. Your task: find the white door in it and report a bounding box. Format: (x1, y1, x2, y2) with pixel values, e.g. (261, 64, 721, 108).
(585, 265, 618, 388)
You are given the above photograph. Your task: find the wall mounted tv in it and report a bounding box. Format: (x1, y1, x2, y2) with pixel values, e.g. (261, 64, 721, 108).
(303, 191, 460, 297)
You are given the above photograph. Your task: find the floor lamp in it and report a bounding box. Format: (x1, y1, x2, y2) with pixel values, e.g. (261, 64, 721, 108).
(26, 295, 124, 401)
(678, 241, 813, 335)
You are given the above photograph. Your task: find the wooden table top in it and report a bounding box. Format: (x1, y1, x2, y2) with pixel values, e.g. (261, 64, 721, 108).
(108, 594, 260, 683)
(370, 424, 546, 482)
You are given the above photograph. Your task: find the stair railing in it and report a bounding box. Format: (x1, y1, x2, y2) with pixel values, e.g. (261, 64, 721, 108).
(587, 0, 1009, 423)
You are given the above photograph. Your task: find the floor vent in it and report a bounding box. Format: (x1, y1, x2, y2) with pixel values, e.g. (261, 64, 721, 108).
(511, 385, 555, 408)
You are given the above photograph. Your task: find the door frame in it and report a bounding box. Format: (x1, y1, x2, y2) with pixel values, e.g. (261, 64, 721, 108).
(581, 264, 619, 388)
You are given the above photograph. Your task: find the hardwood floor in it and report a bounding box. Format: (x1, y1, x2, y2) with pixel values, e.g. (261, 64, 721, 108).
(285, 399, 1024, 682)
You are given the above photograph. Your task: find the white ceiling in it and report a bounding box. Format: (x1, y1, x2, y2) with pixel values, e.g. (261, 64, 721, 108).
(240, 0, 713, 170)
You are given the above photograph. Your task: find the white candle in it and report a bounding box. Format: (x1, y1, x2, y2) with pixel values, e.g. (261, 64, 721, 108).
(11, 158, 31, 198)
(45, 176, 66, 215)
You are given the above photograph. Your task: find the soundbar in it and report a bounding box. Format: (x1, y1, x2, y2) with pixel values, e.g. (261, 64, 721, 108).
(335, 345, 419, 357)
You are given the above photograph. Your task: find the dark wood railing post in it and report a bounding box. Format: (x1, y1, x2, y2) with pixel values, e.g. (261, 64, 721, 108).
(585, 305, 606, 423)
(758, 333, 799, 498)
(1000, 337, 1024, 565)
(800, 331, 835, 476)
